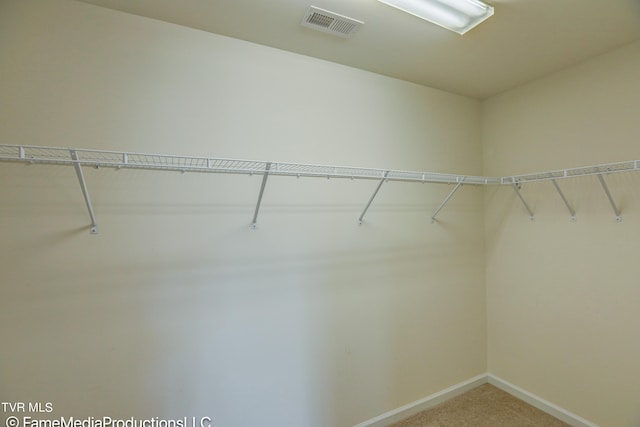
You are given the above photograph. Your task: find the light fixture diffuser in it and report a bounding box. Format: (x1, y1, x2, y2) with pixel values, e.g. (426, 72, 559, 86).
(377, 0, 494, 34)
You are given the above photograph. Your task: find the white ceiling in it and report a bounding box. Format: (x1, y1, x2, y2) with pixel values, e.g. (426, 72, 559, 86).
(76, 0, 640, 99)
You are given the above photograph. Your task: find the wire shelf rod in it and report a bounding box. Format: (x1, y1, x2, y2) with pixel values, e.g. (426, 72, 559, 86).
(6, 145, 639, 186)
(251, 162, 271, 229)
(597, 174, 622, 222)
(0, 144, 496, 185)
(358, 171, 389, 225)
(3, 144, 640, 229)
(431, 178, 465, 223)
(551, 179, 576, 221)
(501, 160, 640, 184)
(70, 150, 99, 234)
(512, 183, 535, 221)
(3, 144, 640, 187)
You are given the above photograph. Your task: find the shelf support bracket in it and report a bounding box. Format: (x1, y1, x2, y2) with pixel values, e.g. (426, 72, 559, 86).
(251, 162, 271, 229)
(70, 150, 99, 234)
(512, 183, 535, 221)
(597, 174, 621, 222)
(431, 178, 465, 223)
(359, 171, 389, 225)
(551, 179, 576, 221)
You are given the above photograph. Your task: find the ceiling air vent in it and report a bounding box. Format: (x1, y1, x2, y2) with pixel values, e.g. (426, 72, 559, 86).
(301, 6, 363, 38)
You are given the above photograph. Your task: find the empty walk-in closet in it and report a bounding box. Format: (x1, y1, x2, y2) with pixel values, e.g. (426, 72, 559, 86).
(1, 1, 639, 427)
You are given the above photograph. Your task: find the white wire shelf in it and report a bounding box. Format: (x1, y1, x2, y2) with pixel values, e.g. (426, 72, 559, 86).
(499, 160, 639, 223)
(2, 144, 639, 231)
(0, 144, 495, 185)
(501, 160, 640, 184)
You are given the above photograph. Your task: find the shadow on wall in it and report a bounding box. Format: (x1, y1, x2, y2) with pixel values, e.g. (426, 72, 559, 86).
(0, 154, 484, 426)
(0, 200, 481, 427)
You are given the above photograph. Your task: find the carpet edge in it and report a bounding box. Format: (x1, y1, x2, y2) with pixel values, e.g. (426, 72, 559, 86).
(487, 374, 600, 427)
(351, 373, 488, 427)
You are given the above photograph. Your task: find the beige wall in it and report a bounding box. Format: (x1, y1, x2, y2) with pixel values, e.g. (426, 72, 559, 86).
(0, 1, 486, 426)
(5, 1, 637, 426)
(483, 40, 640, 427)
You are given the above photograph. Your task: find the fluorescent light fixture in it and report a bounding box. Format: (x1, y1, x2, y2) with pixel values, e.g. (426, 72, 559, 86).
(377, 0, 494, 34)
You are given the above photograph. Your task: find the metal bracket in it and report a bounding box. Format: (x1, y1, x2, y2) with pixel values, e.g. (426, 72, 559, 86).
(70, 150, 99, 234)
(551, 179, 576, 221)
(359, 171, 389, 225)
(597, 174, 621, 222)
(431, 178, 465, 223)
(251, 162, 271, 229)
(512, 183, 535, 221)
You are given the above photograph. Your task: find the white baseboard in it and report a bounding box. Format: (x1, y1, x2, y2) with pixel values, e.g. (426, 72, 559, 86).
(487, 374, 600, 427)
(352, 373, 488, 427)
(353, 373, 599, 427)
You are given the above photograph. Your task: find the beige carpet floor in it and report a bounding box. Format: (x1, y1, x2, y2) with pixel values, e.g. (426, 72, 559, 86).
(388, 384, 571, 427)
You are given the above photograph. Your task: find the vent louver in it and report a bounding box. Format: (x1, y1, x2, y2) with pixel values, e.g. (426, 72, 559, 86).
(301, 6, 363, 38)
